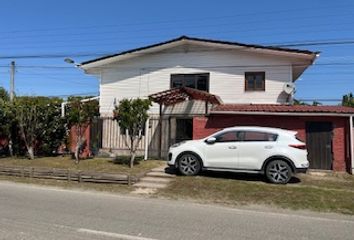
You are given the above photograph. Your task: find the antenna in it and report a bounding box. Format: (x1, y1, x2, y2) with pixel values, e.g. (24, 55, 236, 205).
(283, 82, 296, 94)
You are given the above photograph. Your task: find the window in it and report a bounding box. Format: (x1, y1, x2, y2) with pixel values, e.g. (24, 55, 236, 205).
(214, 131, 243, 143)
(243, 131, 277, 142)
(245, 72, 265, 91)
(171, 73, 209, 92)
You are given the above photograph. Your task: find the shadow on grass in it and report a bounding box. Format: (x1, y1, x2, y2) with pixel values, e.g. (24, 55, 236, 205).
(166, 166, 301, 184)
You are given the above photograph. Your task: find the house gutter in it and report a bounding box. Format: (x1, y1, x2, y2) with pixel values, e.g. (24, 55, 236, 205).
(210, 111, 354, 117)
(61, 96, 100, 117)
(350, 115, 354, 174)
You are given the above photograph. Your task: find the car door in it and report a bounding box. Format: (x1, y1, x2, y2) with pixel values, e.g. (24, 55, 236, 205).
(236, 131, 278, 170)
(203, 130, 240, 169)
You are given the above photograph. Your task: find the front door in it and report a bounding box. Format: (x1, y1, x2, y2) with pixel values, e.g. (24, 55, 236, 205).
(306, 122, 333, 170)
(175, 118, 193, 143)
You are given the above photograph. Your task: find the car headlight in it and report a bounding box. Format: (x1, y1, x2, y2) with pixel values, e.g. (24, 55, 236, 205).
(170, 141, 186, 148)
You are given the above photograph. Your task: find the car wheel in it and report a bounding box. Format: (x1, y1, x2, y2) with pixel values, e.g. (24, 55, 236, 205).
(178, 153, 201, 176)
(265, 160, 292, 184)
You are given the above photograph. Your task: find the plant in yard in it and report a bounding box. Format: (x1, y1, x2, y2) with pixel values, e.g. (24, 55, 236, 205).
(113, 98, 151, 168)
(66, 97, 99, 164)
(0, 94, 14, 156)
(13, 97, 66, 159)
(342, 92, 354, 107)
(0, 87, 10, 101)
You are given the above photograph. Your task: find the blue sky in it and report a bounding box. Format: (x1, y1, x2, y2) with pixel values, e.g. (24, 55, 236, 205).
(0, 0, 353, 103)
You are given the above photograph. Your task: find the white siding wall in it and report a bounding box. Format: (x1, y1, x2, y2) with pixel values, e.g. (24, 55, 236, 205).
(99, 47, 294, 116)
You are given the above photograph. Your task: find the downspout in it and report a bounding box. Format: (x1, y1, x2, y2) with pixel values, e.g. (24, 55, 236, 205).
(144, 118, 150, 160)
(350, 115, 354, 174)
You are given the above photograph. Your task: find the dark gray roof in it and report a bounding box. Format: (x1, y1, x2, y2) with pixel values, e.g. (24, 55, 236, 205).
(81, 36, 319, 66)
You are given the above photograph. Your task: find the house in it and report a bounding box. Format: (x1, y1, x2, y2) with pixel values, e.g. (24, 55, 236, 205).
(80, 36, 354, 174)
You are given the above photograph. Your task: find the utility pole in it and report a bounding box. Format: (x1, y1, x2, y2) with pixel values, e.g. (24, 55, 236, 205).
(8, 61, 15, 157)
(10, 61, 15, 101)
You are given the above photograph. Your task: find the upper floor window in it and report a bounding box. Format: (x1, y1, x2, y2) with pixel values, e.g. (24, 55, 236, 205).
(170, 73, 209, 92)
(245, 72, 265, 91)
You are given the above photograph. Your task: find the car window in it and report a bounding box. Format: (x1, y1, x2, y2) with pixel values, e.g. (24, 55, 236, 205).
(243, 131, 278, 142)
(215, 131, 242, 142)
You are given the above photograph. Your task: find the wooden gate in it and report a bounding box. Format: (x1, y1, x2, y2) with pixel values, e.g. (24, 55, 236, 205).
(306, 122, 333, 170)
(90, 117, 103, 155)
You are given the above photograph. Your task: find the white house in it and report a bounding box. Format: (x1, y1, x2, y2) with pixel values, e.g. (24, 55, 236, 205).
(80, 36, 318, 115)
(79, 36, 354, 173)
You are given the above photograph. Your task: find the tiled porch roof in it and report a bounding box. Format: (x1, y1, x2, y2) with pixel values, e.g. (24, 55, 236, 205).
(148, 87, 223, 106)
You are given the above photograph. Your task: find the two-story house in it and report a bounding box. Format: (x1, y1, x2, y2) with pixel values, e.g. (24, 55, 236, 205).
(80, 36, 354, 173)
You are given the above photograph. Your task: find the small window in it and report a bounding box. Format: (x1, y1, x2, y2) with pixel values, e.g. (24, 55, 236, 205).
(243, 131, 277, 142)
(171, 73, 209, 92)
(215, 131, 242, 143)
(245, 72, 265, 91)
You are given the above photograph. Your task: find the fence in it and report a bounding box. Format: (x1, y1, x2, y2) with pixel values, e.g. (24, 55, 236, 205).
(99, 116, 171, 158)
(0, 165, 138, 185)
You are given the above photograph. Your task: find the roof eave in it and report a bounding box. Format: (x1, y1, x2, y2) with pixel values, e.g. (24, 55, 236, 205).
(80, 36, 318, 70)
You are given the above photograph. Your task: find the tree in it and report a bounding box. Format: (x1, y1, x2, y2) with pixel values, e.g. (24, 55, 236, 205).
(66, 97, 99, 164)
(293, 99, 308, 105)
(0, 87, 9, 101)
(342, 93, 354, 107)
(113, 98, 151, 168)
(0, 88, 16, 156)
(0, 96, 13, 155)
(12, 97, 66, 159)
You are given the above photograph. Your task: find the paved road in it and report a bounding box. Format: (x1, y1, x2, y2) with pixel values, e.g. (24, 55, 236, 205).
(0, 181, 354, 240)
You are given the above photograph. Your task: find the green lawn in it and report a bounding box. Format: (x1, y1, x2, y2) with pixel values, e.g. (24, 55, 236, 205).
(0, 156, 164, 176)
(0, 156, 165, 193)
(157, 171, 354, 215)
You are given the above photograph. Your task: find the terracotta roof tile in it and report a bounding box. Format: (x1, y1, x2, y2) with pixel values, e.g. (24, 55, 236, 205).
(212, 104, 354, 114)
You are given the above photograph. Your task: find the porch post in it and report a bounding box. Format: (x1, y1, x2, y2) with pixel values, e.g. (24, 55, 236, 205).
(158, 103, 163, 159)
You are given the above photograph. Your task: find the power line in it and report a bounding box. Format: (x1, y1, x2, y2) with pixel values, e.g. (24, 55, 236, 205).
(2, 38, 354, 60)
(1, 12, 353, 42)
(0, 3, 351, 36)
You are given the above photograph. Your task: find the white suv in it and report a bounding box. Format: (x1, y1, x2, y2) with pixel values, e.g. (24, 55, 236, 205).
(168, 126, 309, 184)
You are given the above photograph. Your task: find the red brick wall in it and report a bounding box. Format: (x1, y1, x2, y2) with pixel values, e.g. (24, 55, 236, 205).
(69, 125, 91, 158)
(193, 115, 350, 172)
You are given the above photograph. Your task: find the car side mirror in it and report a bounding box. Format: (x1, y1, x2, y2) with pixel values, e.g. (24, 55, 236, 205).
(206, 137, 216, 144)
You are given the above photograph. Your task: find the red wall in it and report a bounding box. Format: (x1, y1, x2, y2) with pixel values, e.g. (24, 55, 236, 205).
(69, 125, 91, 158)
(193, 115, 351, 172)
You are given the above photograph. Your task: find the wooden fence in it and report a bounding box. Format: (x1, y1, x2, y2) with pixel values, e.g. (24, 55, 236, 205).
(100, 116, 171, 158)
(0, 165, 138, 185)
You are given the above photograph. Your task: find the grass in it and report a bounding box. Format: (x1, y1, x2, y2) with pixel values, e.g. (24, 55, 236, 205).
(0, 156, 165, 194)
(157, 171, 354, 215)
(0, 156, 164, 176)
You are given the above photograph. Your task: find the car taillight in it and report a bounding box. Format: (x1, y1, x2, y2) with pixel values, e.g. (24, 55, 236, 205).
(289, 144, 306, 150)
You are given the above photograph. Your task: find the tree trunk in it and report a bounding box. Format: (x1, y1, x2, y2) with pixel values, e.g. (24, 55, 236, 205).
(129, 136, 135, 168)
(27, 146, 34, 160)
(130, 150, 136, 168)
(74, 143, 80, 164)
(74, 126, 81, 164)
(8, 139, 13, 157)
